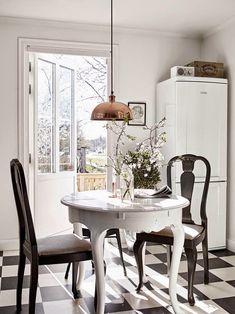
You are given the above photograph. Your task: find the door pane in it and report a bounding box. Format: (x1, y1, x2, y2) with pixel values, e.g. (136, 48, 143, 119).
(37, 59, 55, 173)
(59, 66, 74, 171)
(76, 56, 107, 191)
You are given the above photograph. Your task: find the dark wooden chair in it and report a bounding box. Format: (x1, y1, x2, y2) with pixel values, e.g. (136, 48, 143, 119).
(133, 154, 211, 306)
(65, 227, 127, 279)
(10, 159, 94, 314)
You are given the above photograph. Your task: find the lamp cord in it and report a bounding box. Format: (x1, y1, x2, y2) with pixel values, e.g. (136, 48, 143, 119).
(111, 0, 114, 95)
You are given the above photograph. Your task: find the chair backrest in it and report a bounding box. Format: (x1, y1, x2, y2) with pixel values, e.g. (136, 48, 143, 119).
(10, 159, 37, 248)
(167, 154, 211, 226)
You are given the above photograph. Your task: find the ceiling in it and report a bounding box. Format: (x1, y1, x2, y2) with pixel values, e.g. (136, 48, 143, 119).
(1, 0, 235, 37)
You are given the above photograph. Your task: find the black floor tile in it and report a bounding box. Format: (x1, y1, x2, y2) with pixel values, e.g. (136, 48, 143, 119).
(211, 249, 235, 257)
(1, 276, 31, 290)
(0, 303, 44, 314)
(148, 263, 168, 274)
(85, 296, 133, 314)
(154, 253, 168, 263)
(0, 251, 3, 257)
(153, 252, 187, 263)
(197, 257, 233, 269)
(192, 287, 210, 301)
(2, 256, 30, 266)
(140, 307, 172, 313)
(214, 296, 235, 314)
(2, 256, 19, 266)
(105, 298, 133, 313)
(179, 270, 222, 285)
(122, 248, 134, 256)
(0, 266, 2, 277)
(227, 280, 235, 288)
(40, 286, 71, 302)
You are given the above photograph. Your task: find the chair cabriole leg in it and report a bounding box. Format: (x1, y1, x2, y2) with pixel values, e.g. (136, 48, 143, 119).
(133, 239, 146, 292)
(72, 262, 79, 299)
(202, 235, 209, 284)
(115, 230, 127, 276)
(185, 246, 197, 306)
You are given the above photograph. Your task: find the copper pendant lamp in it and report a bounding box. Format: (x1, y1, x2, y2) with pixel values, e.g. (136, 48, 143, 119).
(91, 0, 133, 121)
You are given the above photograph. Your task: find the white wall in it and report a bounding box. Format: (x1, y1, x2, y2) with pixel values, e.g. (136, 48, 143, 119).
(0, 17, 200, 250)
(202, 22, 235, 251)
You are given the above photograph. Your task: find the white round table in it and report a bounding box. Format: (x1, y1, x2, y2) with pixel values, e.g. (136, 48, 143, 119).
(61, 190, 189, 314)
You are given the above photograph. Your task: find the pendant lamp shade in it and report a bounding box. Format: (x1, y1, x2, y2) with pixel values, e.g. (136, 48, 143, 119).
(91, 95, 132, 120)
(90, 0, 133, 121)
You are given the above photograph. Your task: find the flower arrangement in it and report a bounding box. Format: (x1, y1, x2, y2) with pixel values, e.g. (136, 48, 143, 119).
(124, 118, 166, 188)
(107, 117, 166, 190)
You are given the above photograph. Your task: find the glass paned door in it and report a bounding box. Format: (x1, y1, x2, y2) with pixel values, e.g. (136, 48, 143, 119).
(34, 54, 76, 238)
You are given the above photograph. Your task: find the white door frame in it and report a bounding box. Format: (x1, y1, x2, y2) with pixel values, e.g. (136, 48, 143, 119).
(18, 37, 114, 218)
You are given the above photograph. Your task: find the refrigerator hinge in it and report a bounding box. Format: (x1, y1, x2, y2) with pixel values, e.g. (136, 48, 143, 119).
(29, 153, 32, 164)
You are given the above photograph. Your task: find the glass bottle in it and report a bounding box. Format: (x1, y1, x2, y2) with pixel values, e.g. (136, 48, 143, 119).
(120, 165, 134, 201)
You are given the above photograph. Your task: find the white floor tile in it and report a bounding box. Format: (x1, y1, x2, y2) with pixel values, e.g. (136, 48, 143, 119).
(3, 250, 19, 257)
(110, 311, 138, 314)
(38, 273, 61, 287)
(43, 299, 90, 314)
(210, 267, 235, 281)
(1, 264, 30, 277)
(181, 299, 230, 314)
(178, 260, 203, 273)
(0, 288, 42, 307)
(145, 254, 162, 265)
(146, 245, 167, 254)
(194, 282, 235, 299)
(123, 290, 168, 309)
(220, 255, 235, 266)
(197, 252, 218, 260)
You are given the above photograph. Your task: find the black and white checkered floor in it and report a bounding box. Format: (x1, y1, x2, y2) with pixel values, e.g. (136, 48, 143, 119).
(1, 243, 235, 313)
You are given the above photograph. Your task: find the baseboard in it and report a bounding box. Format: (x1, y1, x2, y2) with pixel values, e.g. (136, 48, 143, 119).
(227, 238, 235, 252)
(0, 238, 19, 251)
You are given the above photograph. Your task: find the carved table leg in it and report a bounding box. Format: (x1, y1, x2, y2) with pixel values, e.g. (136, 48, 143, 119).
(90, 229, 107, 314)
(169, 223, 185, 314)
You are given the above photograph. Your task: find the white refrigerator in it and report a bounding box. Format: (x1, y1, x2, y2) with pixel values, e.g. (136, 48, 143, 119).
(156, 76, 227, 250)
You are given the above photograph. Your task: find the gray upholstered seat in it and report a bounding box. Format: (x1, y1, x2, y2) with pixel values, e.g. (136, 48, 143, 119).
(37, 234, 91, 256)
(152, 224, 204, 241)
